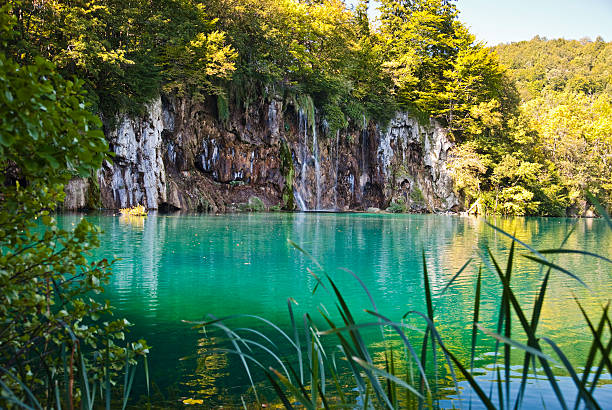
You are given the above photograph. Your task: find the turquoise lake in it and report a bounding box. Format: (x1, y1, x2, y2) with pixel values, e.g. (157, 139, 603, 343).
(57, 213, 612, 408)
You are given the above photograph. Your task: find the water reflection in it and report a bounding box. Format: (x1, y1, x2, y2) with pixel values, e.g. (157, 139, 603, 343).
(55, 213, 611, 406)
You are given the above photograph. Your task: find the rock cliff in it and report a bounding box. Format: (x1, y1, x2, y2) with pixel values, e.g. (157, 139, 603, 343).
(64, 95, 460, 212)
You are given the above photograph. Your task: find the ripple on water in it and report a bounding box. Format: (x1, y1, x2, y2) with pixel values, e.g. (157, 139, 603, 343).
(55, 213, 612, 405)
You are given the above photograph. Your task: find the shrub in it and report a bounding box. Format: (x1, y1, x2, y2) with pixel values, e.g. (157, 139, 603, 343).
(0, 12, 147, 408)
(387, 199, 407, 213)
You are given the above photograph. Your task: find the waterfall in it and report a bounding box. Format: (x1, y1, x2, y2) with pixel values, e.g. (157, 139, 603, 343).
(312, 121, 321, 210)
(296, 109, 309, 211)
(294, 188, 307, 211)
(359, 115, 369, 195)
(361, 115, 367, 171)
(334, 129, 339, 210)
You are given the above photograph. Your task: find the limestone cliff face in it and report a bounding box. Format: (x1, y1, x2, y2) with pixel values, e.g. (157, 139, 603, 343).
(64, 95, 460, 212)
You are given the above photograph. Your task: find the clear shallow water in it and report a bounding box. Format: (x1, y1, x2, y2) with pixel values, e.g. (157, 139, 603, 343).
(57, 213, 612, 407)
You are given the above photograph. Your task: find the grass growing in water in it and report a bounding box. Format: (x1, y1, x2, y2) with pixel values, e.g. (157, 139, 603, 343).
(190, 213, 612, 409)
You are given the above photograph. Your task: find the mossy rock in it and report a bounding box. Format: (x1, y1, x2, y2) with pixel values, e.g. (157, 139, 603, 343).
(86, 172, 101, 210)
(279, 139, 295, 210)
(238, 196, 267, 212)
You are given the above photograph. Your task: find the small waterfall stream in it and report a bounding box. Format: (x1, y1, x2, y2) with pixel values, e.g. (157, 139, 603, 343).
(334, 129, 339, 210)
(296, 109, 309, 211)
(312, 121, 321, 210)
(359, 115, 369, 197)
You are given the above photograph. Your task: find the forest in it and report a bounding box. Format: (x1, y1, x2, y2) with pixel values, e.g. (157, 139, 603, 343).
(2, 1, 612, 409)
(4, 0, 611, 215)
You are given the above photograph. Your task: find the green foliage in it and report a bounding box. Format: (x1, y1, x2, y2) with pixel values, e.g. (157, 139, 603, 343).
(378, 0, 509, 139)
(322, 102, 348, 137)
(448, 37, 612, 215)
(386, 199, 407, 213)
(217, 93, 230, 124)
(0, 10, 146, 407)
(238, 196, 267, 212)
(208, 0, 397, 130)
(494, 37, 612, 101)
(409, 186, 425, 204)
(86, 171, 102, 210)
(7, 0, 608, 215)
(7, 0, 236, 116)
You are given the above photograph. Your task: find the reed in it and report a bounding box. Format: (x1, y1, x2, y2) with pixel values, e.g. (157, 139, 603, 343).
(193, 212, 611, 409)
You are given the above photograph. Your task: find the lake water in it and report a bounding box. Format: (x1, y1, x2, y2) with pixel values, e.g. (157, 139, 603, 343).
(57, 213, 612, 408)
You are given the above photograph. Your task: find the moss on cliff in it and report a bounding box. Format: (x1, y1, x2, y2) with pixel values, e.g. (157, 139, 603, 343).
(86, 172, 101, 210)
(279, 139, 295, 210)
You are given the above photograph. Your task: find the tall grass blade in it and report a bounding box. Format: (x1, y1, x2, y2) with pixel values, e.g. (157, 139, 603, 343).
(324, 274, 391, 408)
(310, 332, 318, 406)
(403, 311, 459, 396)
(265, 370, 295, 410)
(438, 258, 473, 297)
(419, 250, 435, 405)
(516, 224, 574, 409)
(122, 356, 138, 410)
(270, 367, 313, 409)
(588, 330, 612, 397)
(144, 353, 150, 398)
(188, 314, 298, 351)
(538, 249, 612, 264)
(488, 247, 569, 410)
(437, 342, 496, 410)
(503, 240, 515, 410)
(0, 378, 36, 410)
(485, 221, 548, 259)
(0, 366, 42, 410)
(287, 298, 304, 383)
(367, 310, 431, 393)
(287, 239, 325, 272)
(575, 303, 608, 410)
(235, 328, 278, 350)
(0, 369, 37, 410)
(470, 266, 482, 371)
(496, 365, 504, 410)
(575, 300, 612, 375)
(240, 338, 291, 380)
(319, 310, 367, 395)
(327, 351, 347, 405)
(475, 324, 555, 362)
(77, 348, 92, 410)
(542, 337, 601, 410)
(352, 357, 423, 399)
(287, 364, 313, 406)
(55, 380, 62, 410)
(522, 255, 588, 287)
(105, 343, 110, 410)
(515, 269, 551, 410)
(211, 320, 260, 403)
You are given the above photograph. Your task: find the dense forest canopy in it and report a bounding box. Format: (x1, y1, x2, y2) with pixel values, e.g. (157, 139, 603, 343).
(3, 0, 611, 215)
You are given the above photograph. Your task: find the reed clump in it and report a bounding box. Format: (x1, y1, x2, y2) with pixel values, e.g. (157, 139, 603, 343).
(193, 207, 612, 409)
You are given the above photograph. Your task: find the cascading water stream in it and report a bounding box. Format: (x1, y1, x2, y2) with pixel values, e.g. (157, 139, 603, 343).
(296, 109, 309, 211)
(312, 121, 321, 210)
(334, 129, 339, 210)
(359, 115, 369, 197)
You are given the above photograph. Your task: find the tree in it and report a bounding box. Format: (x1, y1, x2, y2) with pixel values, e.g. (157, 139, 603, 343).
(378, 0, 507, 139)
(0, 7, 146, 407)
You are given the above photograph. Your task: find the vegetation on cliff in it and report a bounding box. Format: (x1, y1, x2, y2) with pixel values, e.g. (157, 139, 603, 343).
(3, 0, 611, 215)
